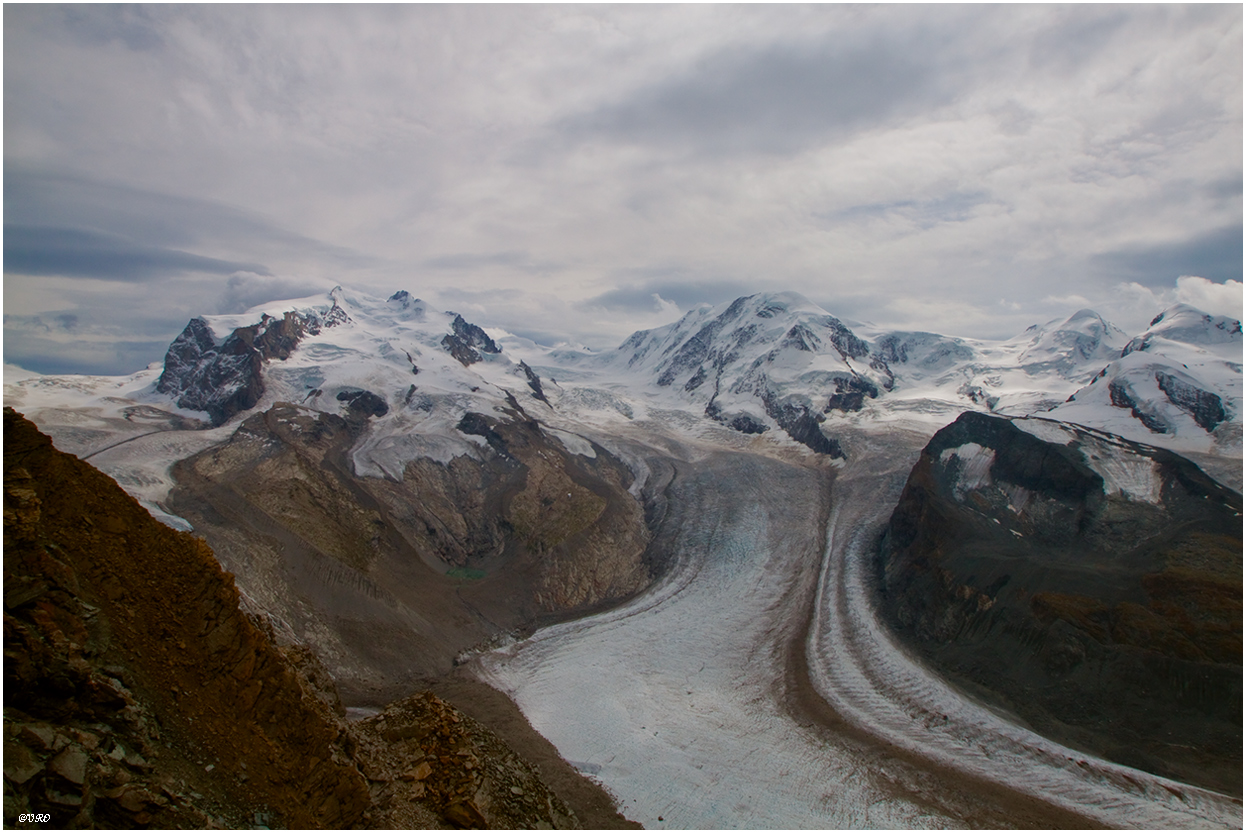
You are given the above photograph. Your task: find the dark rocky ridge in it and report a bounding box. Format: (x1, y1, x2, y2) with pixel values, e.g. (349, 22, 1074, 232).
(156, 310, 321, 426)
(1155, 371, 1226, 432)
(877, 411, 1242, 795)
(518, 361, 550, 405)
(442, 314, 502, 367)
(1108, 377, 1169, 433)
(3, 408, 634, 828)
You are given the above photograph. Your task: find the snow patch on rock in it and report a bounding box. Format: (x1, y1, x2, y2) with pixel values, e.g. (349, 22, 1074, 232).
(939, 442, 995, 498)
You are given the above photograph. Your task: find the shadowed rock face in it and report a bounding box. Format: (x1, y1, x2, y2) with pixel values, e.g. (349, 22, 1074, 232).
(877, 411, 1242, 795)
(4, 407, 370, 828)
(167, 401, 654, 703)
(1155, 371, 1226, 432)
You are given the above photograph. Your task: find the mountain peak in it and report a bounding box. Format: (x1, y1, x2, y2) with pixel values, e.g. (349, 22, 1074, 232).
(1148, 303, 1241, 332)
(1016, 308, 1125, 367)
(1065, 308, 1106, 324)
(736, 291, 825, 319)
(1130, 303, 1242, 352)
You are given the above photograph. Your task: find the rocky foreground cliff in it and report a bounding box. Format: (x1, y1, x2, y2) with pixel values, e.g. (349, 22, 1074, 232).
(3, 408, 632, 828)
(877, 412, 1242, 796)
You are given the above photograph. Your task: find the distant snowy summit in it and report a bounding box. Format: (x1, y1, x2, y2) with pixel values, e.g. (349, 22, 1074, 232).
(7, 286, 1242, 464)
(1049, 304, 1241, 454)
(555, 290, 1238, 457)
(154, 286, 513, 426)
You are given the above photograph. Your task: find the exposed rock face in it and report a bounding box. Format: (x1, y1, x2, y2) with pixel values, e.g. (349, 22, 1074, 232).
(156, 311, 314, 426)
(1156, 371, 1226, 432)
(4, 407, 368, 828)
(352, 692, 577, 829)
(653, 297, 748, 388)
(1103, 370, 1227, 436)
(335, 389, 390, 419)
(167, 401, 653, 701)
(877, 411, 1242, 795)
(518, 361, 550, 406)
(442, 314, 502, 366)
(824, 374, 879, 413)
(156, 317, 262, 425)
(1108, 378, 1169, 433)
(757, 391, 844, 458)
(3, 408, 625, 829)
(704, 400, 768, 435)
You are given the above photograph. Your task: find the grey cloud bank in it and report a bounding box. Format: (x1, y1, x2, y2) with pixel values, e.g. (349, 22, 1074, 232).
(3, 4, 1241, 375)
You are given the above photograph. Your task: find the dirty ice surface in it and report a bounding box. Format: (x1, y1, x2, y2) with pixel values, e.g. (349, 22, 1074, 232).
(476, 429, 1242, 830)
(476, 448, 957, 829)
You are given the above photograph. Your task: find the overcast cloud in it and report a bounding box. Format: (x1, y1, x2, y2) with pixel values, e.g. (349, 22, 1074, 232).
(4, 4, 1241, 375)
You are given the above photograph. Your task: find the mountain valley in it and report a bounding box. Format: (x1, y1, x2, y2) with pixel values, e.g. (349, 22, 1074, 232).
(4, 287, 1241, 828)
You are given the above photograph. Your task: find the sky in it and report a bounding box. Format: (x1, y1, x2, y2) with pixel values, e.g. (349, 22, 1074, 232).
(4, 4, 1242, 376)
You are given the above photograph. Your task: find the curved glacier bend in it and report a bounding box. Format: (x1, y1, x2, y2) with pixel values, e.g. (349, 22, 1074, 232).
(807, 451, 1242, 830)
(474, 440, 1241, 829)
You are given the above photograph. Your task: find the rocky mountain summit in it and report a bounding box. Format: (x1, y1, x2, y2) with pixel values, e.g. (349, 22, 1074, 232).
(2, 409, 631, 828)
(877, 411, 1243, 795)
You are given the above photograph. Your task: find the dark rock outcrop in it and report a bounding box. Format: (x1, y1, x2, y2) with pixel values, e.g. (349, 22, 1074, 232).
(156, 317, 263, 425)
(156, 311, 313, 426)
(703, 401, 769, 435)
(683, 366, 708, 393)
(759, 392, 845, 459)
(1108, 378, 1169, 433)
(873, 334, 909, 365)
(819, 315, 871, 361)
(336, 389, 390, 419)
(1156, 371, 1226, 432)
(824, 374, 879, 413)
(518, 361, 550, 405)
(442, 314, 501, 367)
(877, 411, 1242, 795)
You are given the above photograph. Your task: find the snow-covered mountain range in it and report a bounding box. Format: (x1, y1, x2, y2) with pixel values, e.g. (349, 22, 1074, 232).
(5, 286, 1241, 522)
(516, 290, 1239, 459)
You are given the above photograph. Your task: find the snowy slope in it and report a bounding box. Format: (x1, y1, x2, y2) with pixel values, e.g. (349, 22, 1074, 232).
(846, 307, 1128, 419)
(506, 294, 1223, 459)
(6, 289, 1240, 526)
(1049, 304, 1242, 455)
